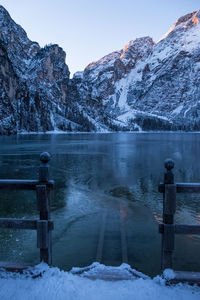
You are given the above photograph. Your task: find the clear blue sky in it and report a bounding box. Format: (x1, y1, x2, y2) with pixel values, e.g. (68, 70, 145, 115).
(1, 0, 199, 75)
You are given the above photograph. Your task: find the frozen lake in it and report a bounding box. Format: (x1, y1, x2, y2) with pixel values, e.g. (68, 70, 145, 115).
(0, 132, 200, 277)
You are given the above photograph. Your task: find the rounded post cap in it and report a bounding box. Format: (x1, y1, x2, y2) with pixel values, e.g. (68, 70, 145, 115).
(40, 152, 51, 163)
(164, 158, 175, 170)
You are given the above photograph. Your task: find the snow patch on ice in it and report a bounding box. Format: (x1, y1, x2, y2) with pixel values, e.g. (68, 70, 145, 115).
(71, 262, 149, 281)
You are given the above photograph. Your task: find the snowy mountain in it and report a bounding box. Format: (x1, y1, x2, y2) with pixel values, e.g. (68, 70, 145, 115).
(0, 6, 200, 133)
(0, 5, 94, 134)
(76, 10, 200, 131)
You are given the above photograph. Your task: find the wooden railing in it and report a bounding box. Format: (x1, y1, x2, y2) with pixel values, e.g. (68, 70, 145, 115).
(158, 159, 200, 283)
(0, 152, 54, 268)
(1, 153, 200, 282)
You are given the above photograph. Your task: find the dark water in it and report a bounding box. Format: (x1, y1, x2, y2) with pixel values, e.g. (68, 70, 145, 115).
(0, 132, 200, 277)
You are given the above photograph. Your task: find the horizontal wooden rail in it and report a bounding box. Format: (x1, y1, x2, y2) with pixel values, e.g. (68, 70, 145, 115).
(166, 271, 200, 284)
(159, 223, 200, 235)
(159, 182, 200, 193)
(0, 179, 54, 190)
(0, 218, 54, 231)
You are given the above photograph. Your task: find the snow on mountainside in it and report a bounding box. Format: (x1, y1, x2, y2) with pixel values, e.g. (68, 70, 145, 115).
(74, 36, 155, 131)
(0, 6, 200, 133)
(76, 10, 200, 131)
(125, 10, 200, 130)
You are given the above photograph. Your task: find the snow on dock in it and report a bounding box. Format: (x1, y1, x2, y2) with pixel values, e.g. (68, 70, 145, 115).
(0, 263, 200, 300)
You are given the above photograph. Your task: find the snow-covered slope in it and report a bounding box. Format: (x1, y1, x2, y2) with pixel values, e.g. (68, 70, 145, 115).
(74, 37, 155, 131)
(75, 10, 200, 131)
(125, 10, 200, 130)
(0, 6, 200, 133)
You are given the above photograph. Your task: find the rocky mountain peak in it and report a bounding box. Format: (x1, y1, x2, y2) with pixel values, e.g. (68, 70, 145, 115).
(27, 44, 70, 84)
(0, 4, 70, 84)
(120, 37, 154, 60)
(175, 10, 199, 27)
(82, 36, 154, 84)
(0, 5, 34, 45)
(0, 5, 90, 134)
(0, 5, 40, 78)
(160, 10, 200, 42)
(84, 37, 154, 75)
(0, 5, 10, 18)
(84, 50, 122, 73)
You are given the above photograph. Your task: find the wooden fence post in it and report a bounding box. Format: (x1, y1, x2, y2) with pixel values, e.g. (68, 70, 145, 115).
(36, 152, 52, 265)
(161, 158, 176, 270)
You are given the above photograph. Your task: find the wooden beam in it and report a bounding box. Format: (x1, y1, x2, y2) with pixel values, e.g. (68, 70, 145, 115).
(162, 224, 174, 251)
(176, 183, 200, 193)
(0, 179, 54, 190)
(168, 271, 200, 284)
(159, 183, 200, 194)
(161, 181, 175, 270)
(175, 224, 200, 235)
(37, 221, 49, 249)
(164, 184, 176, 215)
(0, 219, 37, 230)
(159, 223, 200, 235)
(0, 218, 54, 231)
(36, 185, 49, 215)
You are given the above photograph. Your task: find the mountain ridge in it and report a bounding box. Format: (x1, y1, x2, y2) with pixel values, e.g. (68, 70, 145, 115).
(0, 5, 200, 133)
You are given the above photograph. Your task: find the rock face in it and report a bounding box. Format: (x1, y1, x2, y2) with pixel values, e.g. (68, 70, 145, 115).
(0, 5, 200, 133)
(0, 5, 94, 134)
(76, 10, 200, 131)
(75, 37, 155, 131)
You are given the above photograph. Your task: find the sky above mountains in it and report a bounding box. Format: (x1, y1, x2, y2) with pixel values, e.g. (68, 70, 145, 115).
(1, 0, 199, 75)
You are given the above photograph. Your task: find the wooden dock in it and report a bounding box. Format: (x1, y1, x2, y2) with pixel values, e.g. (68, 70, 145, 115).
(96, 203, 128, 266)
(0, 154, 200, 284)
